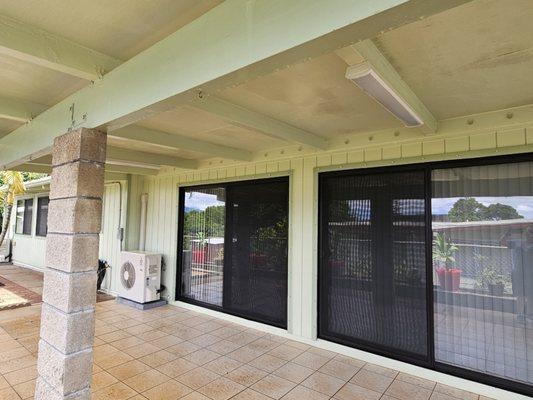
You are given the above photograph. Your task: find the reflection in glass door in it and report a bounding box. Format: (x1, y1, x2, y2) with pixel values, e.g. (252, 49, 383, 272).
(432, 162, 533, 387)
(180, 187, 226, 306)
(319, 170, 428, 361)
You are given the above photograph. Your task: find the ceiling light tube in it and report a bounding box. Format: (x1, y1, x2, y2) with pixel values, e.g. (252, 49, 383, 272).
(346, 62, 422, 127)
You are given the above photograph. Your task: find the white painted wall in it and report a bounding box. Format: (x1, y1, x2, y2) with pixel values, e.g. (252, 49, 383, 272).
(98, 181, 128, 294)
(11, 192, 48, 270)
(10, 180, 128, 295)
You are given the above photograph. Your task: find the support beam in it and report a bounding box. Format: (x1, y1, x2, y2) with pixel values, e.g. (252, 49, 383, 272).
(0, 96, 47, 122)
(35, 128, 105, 399)
(15, 147, 196, 170)
(349, 39, 438, 134)
(15, 162, 159, 176)
(104, 164, 159, 176)
(109, 125, 252, 161)
(191, 94, 329, 150)
(13, 163, 51, 174)
(106, 146, 198, 169)
(0, 0, 472, 168)
(0, 14, 121, 80)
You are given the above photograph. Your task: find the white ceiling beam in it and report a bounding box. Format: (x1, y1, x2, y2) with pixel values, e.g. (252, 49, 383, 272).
(104, 164, 159, 176)
(349, 39, 438, 134)
(27, 147, 198, 170)
(0, 96, 47, 122)
(0, 0, 472, 168)
(13, 163, 52, 174)
(106, 146, 198, 169)
(109, 125, 252, 161)
(190, 94, 329, 150)
(0, 14, 121, 80)
(15, 162, 159, 176)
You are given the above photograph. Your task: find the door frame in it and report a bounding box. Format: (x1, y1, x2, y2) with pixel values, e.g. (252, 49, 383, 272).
(175, 176, 290, 329)
(317, 164, 432, 368)
(317, 153, 533, 397)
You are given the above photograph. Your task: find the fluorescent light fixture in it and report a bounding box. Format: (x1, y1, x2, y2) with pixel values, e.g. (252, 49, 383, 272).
(346, 62, 422, 127)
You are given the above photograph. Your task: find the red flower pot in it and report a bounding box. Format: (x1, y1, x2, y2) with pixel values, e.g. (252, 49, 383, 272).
(447, 268, 461, 292)
(192, 249, 206, 264)
(436, 267, 461, 291)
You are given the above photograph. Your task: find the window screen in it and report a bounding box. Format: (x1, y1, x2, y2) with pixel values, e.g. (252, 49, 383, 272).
(15, 199, 34, 235)
(36, 197, 49, 237)
(432, 161, 533, 386)
(178, 178, 289, 328)
(225, 180, 289, 327)
(180, 187, 226, 306)
(15, 200, 24, 234)
(319, 170, 428, 360)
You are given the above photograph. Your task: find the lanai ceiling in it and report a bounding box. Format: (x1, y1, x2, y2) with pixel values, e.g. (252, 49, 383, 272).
(0, 0, 532, 173)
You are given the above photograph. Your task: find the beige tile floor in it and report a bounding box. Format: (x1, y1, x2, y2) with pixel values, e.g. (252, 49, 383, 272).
(0, 299, 495, 400)
(0, 264, 44, 294)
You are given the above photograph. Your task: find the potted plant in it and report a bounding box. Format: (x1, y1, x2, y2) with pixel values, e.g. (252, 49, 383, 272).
(479, 264, 506, 296)
(433, 233, 461, 291)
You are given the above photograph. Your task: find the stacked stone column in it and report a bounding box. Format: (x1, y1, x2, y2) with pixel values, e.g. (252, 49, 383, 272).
(35, 128, 106, 400)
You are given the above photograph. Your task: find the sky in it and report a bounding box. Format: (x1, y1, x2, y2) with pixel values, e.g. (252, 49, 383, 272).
(184, 190, 225, 211)
(183, 190, 533, 219)
(432, 196, 533, 219)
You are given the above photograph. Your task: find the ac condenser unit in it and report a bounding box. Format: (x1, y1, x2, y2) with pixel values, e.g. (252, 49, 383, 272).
(118, 251, 161, 303)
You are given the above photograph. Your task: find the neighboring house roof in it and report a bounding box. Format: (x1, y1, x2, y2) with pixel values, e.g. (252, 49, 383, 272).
(433, 219, 533, 231)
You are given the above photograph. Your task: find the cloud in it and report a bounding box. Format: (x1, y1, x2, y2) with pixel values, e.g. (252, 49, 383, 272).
(184, 191, 225, 211)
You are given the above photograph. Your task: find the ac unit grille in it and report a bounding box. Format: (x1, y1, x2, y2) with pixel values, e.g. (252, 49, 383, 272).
(120, 261, 136, 289)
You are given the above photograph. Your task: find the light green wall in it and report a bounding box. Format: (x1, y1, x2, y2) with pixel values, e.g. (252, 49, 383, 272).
(129, 124, 533, 340)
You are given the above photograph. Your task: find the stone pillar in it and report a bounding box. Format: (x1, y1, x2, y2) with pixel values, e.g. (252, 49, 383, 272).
(35, 128, 106, 400)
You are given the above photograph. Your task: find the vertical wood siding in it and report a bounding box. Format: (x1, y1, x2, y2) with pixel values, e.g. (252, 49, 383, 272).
(130, 125, 533, 339)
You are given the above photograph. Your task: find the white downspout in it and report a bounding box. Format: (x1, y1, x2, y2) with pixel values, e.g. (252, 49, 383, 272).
(139, 193, 148, 251)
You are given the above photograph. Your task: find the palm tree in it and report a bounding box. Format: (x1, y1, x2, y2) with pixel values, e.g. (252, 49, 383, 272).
(0, 171, 25, 247)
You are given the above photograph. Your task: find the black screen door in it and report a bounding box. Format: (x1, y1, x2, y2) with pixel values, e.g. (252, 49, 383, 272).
(319, 169, 429, 362)
(224, 179, 289, 327)
(178, 177, 289, 328)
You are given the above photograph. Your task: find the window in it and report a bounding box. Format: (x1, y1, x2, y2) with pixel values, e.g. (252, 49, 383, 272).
(15, 198, 33, 235)
(36, 197, 49, 237)
(318, 156, 533, 396)
(319, 170, 428, 362)
(432, 161, 533, 388)
(178, 178, 289, 328)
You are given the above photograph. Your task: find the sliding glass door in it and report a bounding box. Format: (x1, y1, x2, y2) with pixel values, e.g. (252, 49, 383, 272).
(178, 177, 289, 328)
(432, 162, 533, 389)
(319, 156, 533, 395)
(319, 169, 429, 362)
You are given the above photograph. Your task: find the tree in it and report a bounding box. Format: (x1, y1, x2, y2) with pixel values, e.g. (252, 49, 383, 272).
(448, 197, 523, 222)
(448, 198, 487, 222)
(0, 171, 26, 247)
(484, 203, 523, 221)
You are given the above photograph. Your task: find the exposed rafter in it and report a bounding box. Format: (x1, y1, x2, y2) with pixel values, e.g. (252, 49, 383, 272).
(109, 125, 252, 161)
(191, 94, 329, 150)
(0, 96, 47, 123)
(13, 163, 51, 174)
(106, 146, 198, 169)
(15, 162, 159, 176)
(0, 14, 121, 80)
(346, 39, 438, 134)
(29, 147, 198, 170)
(0, 0, 472, 168)
(104, 164, 159, 176)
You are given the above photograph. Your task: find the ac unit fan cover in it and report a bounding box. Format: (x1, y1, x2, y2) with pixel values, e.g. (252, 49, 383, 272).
(120, 261, 136, 289)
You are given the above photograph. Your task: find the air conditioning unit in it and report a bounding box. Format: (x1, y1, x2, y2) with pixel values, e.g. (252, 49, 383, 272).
(118, 251, 161, 304)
